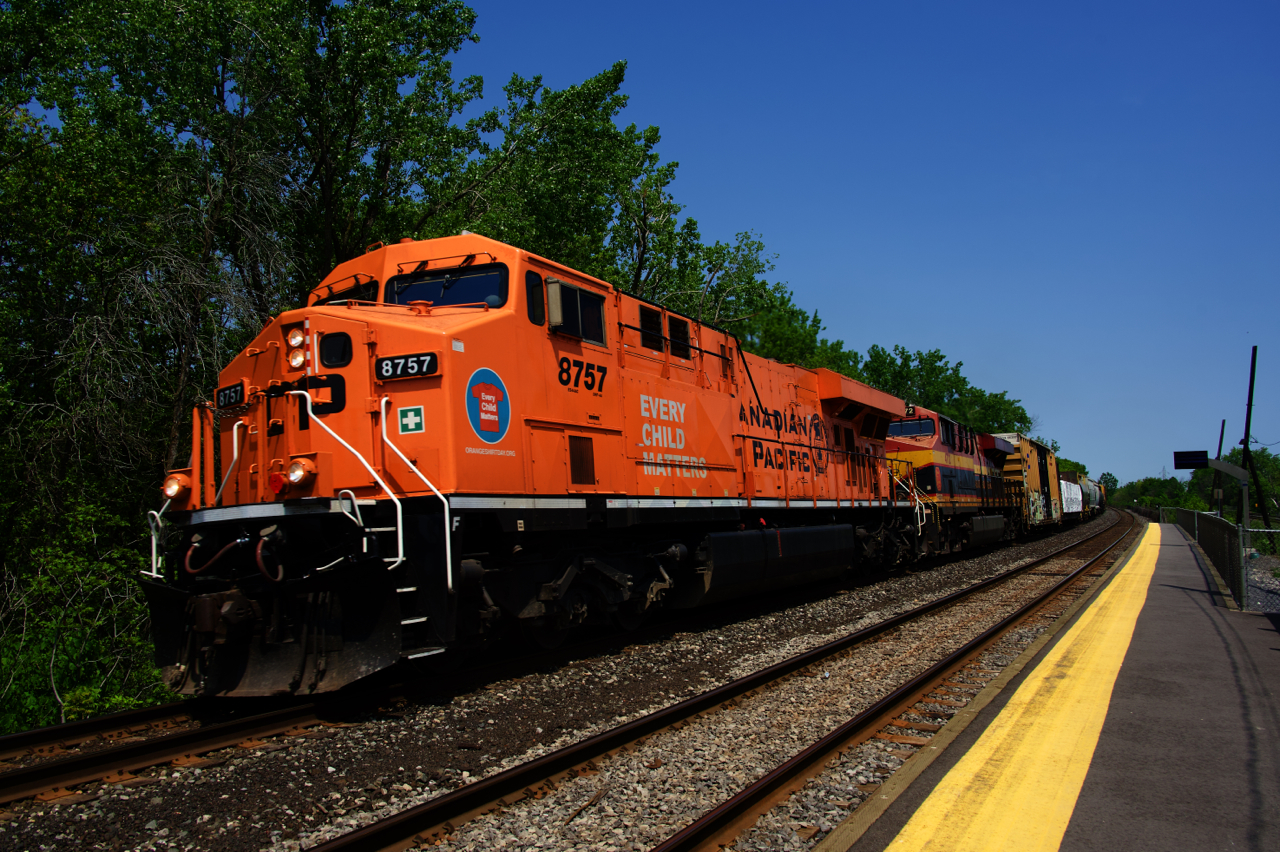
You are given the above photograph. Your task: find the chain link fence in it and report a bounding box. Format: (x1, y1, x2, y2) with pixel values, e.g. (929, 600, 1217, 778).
(1162, 507, 1280, 613)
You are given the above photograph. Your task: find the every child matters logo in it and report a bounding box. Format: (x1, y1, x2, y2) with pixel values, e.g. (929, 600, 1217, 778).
(465, 368, 510, 444)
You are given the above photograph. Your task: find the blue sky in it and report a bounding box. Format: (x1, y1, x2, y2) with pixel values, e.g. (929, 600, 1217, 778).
(451, 0, 1279, 484)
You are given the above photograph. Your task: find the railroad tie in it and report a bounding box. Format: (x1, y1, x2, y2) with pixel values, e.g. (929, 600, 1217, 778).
(875, 732, 932, 747)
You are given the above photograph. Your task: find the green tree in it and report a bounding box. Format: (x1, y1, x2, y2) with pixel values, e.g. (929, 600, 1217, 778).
(948, 387, 1035, 436)
(859, 345, 1033, 434)
(1109, 476, 1208, 512)
(1099, 472, 1118, 492)
(736, 287, 863, 375)
(0, 0, 611, 732)
(1057, 458, 1089, 477)
(433, 64, 640, 274)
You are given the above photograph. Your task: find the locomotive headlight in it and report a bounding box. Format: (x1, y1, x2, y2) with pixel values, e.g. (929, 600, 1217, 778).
(286, 458, 316, 485)
(162, 473, 190, 499)
(288, 347, 306, 369)
(286, 327, 305, 348)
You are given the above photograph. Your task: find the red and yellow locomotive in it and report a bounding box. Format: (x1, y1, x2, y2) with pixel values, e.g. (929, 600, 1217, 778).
(146, 234, 922, 696)
(884, 405, 1021, 553)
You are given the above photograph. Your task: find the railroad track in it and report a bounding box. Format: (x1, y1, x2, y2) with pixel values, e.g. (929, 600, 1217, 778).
(297, 510, 1136, 852)
(0, 696, 365, 805)
(0, 518, 1088, 810)
(0, 700, 196, 768)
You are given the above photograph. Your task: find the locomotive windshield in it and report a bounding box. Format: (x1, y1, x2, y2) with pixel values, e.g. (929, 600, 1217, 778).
(385, 263, 508, 308)
(887, 417, 936, 438)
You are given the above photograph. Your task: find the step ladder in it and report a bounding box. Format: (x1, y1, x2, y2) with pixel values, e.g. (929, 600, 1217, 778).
(395, 584, 445, 660)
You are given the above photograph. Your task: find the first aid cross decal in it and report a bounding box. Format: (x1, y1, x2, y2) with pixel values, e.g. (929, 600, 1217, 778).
(398, 406, 424, 434)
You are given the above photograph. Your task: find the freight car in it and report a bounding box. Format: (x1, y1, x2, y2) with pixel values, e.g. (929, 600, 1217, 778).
(144, 234, 926, 697)
(1059, 471, 1106, 521)
(991, 432, 1062, 529)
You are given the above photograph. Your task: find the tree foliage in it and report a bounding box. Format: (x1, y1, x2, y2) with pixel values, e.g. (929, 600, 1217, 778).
(736, 287, 863, 376)
(1057, 458, 1088, 477)
(1108, 477, 1209, 513)
(1, 0, 660, 732)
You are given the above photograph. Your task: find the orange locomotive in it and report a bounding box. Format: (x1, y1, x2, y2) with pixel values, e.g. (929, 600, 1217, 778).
(884, 405, 1022, 554)
(146, 234, 920, 696)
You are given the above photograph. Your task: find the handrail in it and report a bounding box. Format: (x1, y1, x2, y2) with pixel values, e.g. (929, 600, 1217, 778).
(395, 251, 498, 273)
(143, 499, 172, 578)
(380, 396, 454, 593)
(336, 489, 364, 528)
(214, 421, 246, 507)
(889, 467, 931, 535)
(288, 391, 405, 571)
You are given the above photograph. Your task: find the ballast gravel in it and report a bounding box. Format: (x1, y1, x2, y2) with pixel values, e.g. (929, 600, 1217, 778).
(0, 513, 1116, 852)
(1246, 553, 1280, 612)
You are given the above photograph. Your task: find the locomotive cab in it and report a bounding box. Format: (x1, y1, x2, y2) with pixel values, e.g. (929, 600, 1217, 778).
(145, 236, 534, 695)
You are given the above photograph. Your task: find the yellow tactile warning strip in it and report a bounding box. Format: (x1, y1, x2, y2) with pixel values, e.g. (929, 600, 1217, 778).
(887, 523, 1163, 851)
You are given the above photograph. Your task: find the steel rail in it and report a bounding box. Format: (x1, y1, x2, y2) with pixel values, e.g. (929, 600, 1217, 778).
(0, 701, 332, 805)
(308, 511, 1130, 852)
(651, 511, 1138, 852)
(0, 701, 197, 765)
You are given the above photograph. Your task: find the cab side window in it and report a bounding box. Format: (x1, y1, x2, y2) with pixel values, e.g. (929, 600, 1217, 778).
(526, 272, 545, 325)
(549, 278, 607, 346)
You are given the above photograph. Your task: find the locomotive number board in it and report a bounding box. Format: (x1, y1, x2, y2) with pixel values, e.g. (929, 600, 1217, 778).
(376, 352, 439, 381)
(216, 380, 246, 409)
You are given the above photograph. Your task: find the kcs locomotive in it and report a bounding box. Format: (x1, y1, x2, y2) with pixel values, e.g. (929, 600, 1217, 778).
(143, 234, 1097, 697)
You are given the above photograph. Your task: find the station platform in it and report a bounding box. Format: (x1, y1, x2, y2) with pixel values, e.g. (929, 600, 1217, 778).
(826, 522, 1280, 852)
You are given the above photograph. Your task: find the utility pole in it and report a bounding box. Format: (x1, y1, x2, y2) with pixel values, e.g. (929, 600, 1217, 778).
(1240, 346, 1274, 550)
(1213, 419, 1226, 517)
